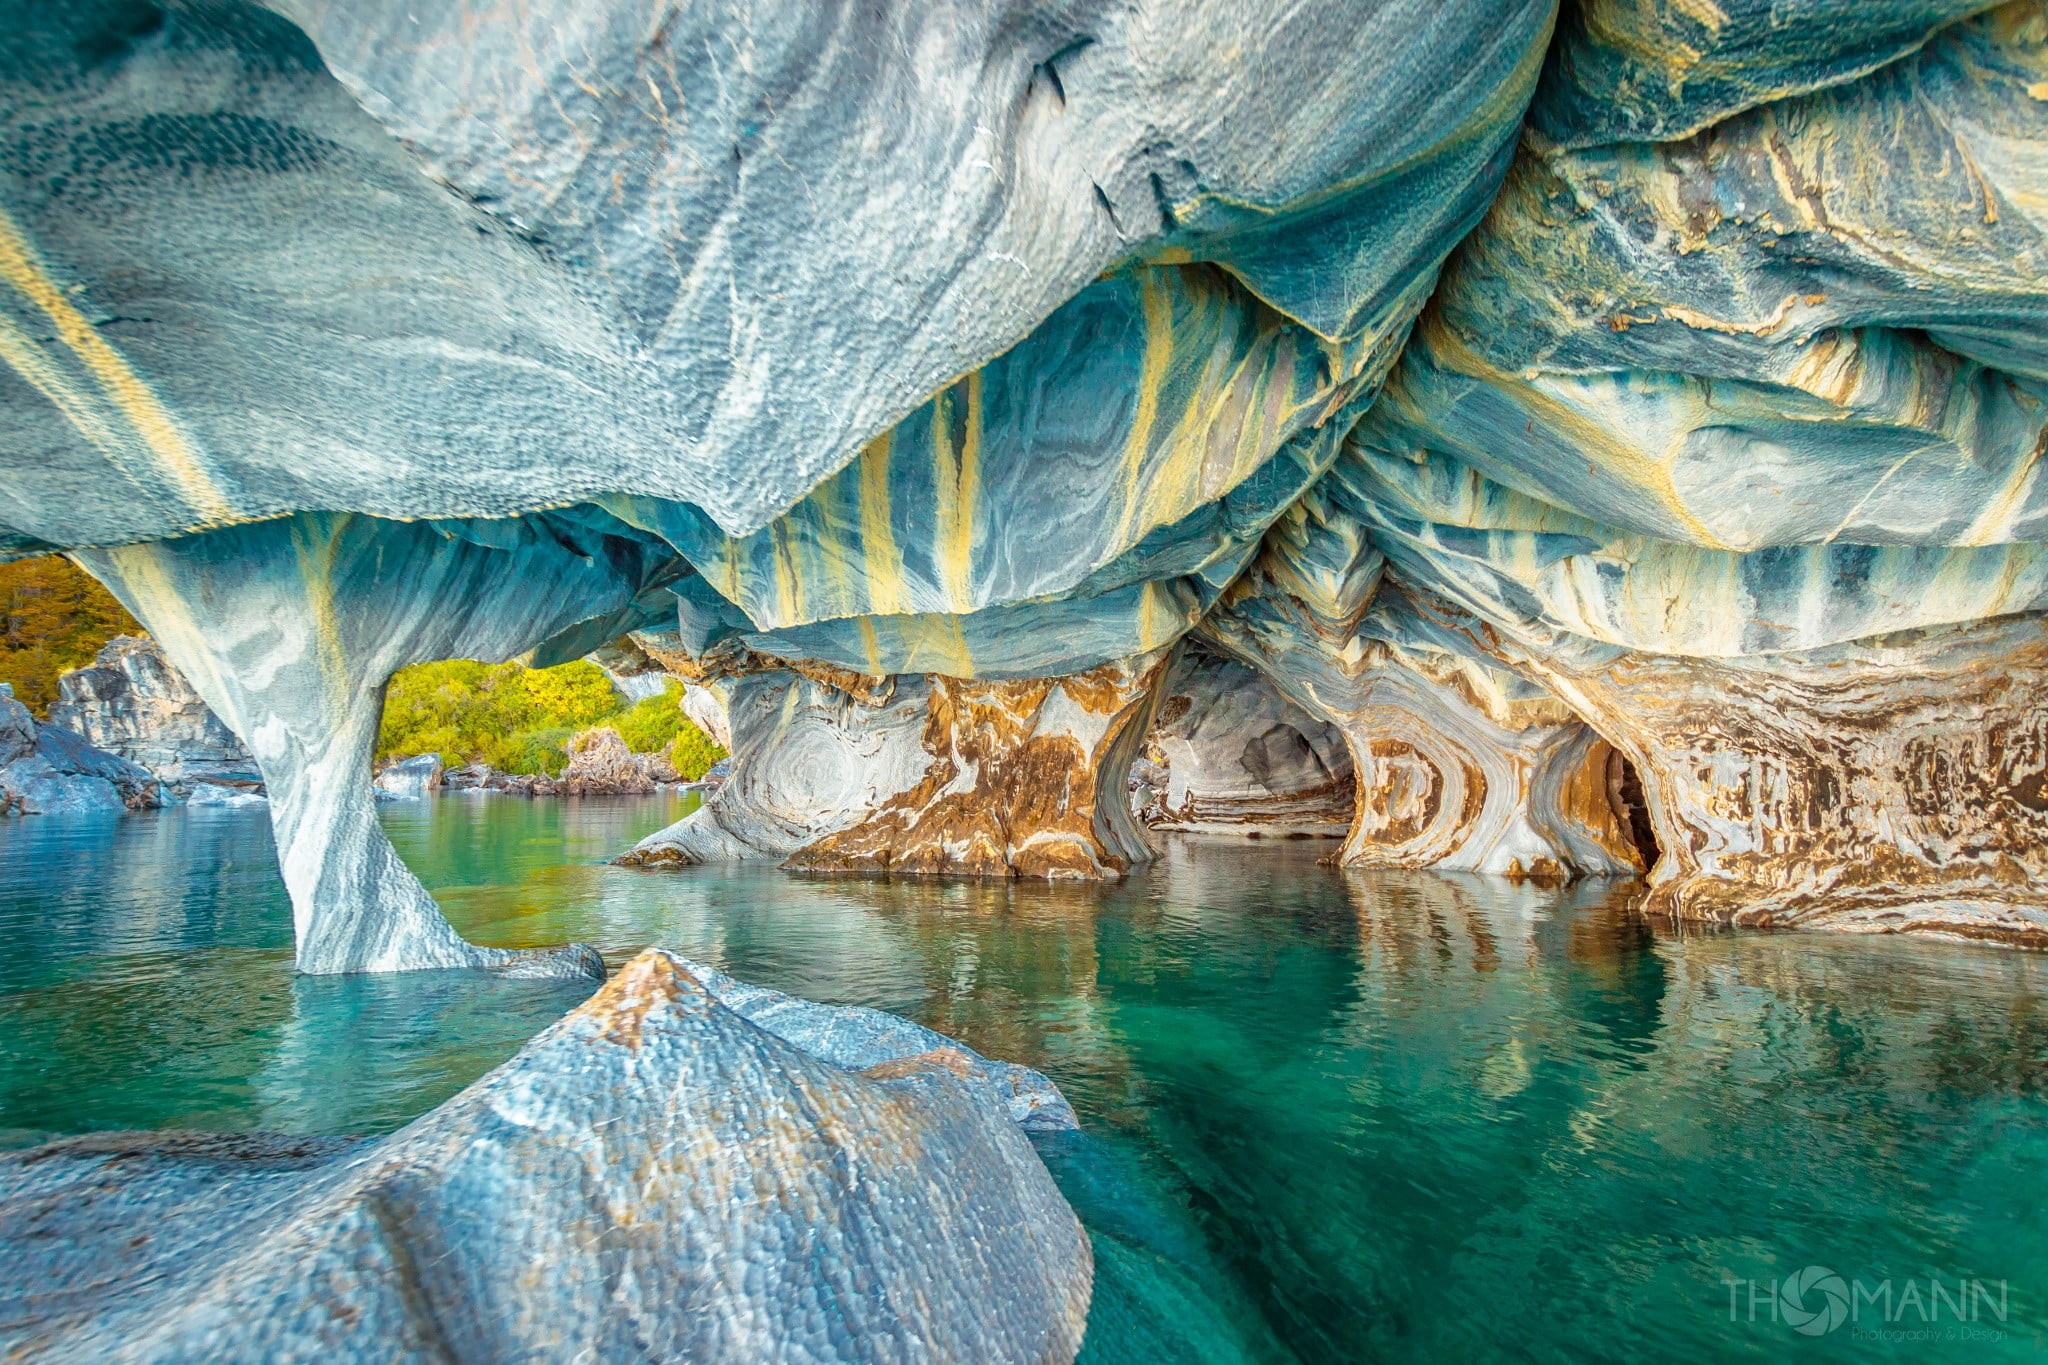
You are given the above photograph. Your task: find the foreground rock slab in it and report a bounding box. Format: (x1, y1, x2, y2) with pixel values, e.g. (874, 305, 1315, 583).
(0, 951, 1092, 1363)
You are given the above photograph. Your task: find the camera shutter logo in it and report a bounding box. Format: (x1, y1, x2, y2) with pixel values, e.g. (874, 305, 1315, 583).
(1780, 1266, 1851, 1335)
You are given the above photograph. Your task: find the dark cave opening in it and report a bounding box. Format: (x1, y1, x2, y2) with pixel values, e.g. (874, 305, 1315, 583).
(1605, 748, 1662, 876)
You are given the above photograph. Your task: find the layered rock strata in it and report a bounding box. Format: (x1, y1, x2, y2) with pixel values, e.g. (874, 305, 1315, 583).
(787, 656, 1166, 880)
(1312, 1, 2048, 938)
(623, 656, 1164, 880)
(619, 670, 933, 867)
(5, 0, 2048, 942)
(1208, 569, 1642, 880)
(0, 952, 1093, 1362)
(1518, 613, 2048, 942)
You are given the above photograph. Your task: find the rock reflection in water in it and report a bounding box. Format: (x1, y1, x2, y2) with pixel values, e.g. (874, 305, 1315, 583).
(3, 800, 2047, 1360)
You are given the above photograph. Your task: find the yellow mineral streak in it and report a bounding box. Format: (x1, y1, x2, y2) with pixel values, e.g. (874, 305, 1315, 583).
(1583, 1, 1707, 83)
(1110, 273, 1176, 551)
(0, 206, 234, 525)
(1424, 315, 1734, 550)
(857, 431, 906, 617)
(857, 615, 884, 678)
(930, 372, 982, 609)
(769, 519, 801, 627)
(91, 542, 212, 693)
(289, 518, 351, 696)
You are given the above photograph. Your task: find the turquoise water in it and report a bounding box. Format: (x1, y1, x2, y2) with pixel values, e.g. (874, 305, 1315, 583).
(4, 796, 2047, 1360)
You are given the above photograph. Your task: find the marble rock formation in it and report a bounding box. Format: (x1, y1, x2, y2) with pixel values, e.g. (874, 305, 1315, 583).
(1314, 0, 2048, 939)
(1137, 641, 1356, 838)
(0, 951, 1093, 1362)
(6, 0, 2048, 945)
(0, 0, 1551, 959)
(0, 690, 159, 818)
(1207, 548, 1643, 880)
(49, 635, 257, 795)
(625, 654, 1163, 879)
(786, 655, 1166, 880)
(619, 669, 935, 867)
(587, 636, 672, 703)
(75, 514, 649, 979)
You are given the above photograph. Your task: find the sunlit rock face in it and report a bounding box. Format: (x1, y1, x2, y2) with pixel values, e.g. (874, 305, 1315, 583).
(1137, 641, 1355, 837)
(49, 635, 253, 791)
(1510, 613, 2048, 943)
(0, 952, 1093, 1361)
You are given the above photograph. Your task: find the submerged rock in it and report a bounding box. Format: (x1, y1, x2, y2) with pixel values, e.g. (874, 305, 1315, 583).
(0, 951, 1092, 1362)
(48, 636, 254, 792)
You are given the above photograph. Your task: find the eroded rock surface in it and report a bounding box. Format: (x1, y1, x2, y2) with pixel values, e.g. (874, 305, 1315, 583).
(788, 655, 1166, 880)
(619, 670, 933, 867)
(5, 1, 2048, 939)
(1209, 566, 1641, 879)
(0, 951, 1092, 1362)
(75, 514, 644, 977)
(1137, 641, 1355, 837)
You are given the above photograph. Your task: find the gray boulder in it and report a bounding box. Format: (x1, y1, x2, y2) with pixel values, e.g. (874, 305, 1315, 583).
(49, 637, 256, 791)
(0, 694, 158, 817)
(0, 951, 1092, 1363)
(371, 753, 443, 801)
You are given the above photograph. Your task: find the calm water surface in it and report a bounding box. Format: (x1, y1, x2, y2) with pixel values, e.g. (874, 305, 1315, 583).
(3, 795, 2047, 1361)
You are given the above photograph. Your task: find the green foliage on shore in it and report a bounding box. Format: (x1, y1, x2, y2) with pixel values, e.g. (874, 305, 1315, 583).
(615, 685, 726, 781)
(377, 660, 725, 778)
(0, 556, 142, 717)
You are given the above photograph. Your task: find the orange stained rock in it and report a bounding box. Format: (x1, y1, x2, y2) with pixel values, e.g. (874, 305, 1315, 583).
(787, 656, 1167, 881)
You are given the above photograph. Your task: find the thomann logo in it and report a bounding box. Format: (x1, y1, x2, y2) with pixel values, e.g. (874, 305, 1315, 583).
(1726, 1266, 2009, 1341)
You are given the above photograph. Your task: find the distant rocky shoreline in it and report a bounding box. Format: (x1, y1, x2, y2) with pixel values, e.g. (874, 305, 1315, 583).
(2, 636, 728, 815)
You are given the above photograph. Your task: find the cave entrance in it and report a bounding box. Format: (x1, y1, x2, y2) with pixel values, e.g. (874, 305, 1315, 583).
(1130, 642, 1356, 839)
(1603, 747, 1662, 875)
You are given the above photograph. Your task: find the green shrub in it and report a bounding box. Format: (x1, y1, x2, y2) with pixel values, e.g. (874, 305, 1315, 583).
(666, 724, 726, 782)
(377, 658, 728, 779)
(482, 726, 577, 777)
(614, 681, 686, 753)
